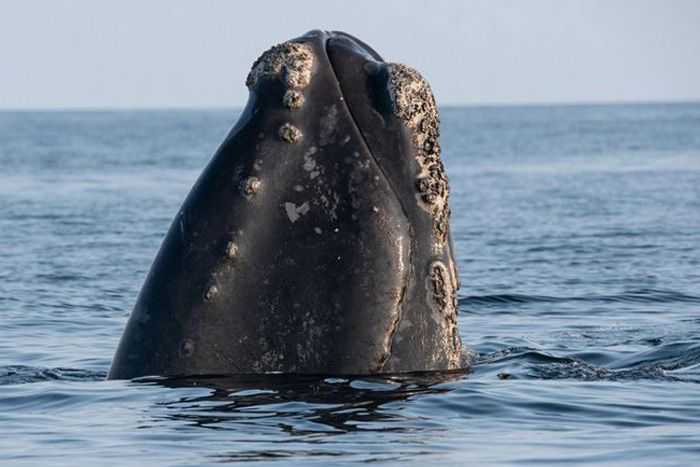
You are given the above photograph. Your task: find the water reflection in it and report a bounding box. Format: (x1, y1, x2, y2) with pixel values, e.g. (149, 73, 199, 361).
(137, 371, 467, 435)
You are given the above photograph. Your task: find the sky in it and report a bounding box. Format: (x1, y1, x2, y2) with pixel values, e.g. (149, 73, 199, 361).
(0, 0, 699, 110)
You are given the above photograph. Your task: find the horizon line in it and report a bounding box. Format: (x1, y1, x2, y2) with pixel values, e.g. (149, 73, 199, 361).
(1, 98, 698, 113)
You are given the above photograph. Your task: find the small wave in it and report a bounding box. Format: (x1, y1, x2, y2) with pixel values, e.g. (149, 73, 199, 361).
(460, 288, 700, 306)
(477, 341, 700, 383)
(531, 361, 673, 382)
(460, 293, 561, 305)
(478, 346, 574, 366)
(612, 342, 700, 371)
(0, 365, 105, 385)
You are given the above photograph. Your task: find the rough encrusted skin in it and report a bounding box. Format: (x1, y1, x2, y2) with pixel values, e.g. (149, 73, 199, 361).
(246, 42, 314, 90)
(279, 122, 303, 143)
(427, 261, 454, 313)
(248, 43, 309, 144)
(283, 90, 305, 109)
(241, 176, 261, 198)
(225, 241, 238, 259)
(387, 64, 450, 247)
(425, 260, 462, 368)
(385, 64, 462, 369)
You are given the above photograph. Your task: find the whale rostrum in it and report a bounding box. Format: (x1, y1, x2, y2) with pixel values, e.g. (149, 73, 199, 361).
(108, 30, 467, 379)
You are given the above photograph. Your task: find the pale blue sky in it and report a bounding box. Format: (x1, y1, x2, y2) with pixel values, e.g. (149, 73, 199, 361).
(1, 0, 699, 109)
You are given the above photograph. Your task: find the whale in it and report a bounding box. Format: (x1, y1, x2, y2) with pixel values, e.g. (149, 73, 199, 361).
(108, 30, 465, 379)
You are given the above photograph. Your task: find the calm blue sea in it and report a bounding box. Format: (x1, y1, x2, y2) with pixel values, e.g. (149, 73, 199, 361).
(1, 103, 699, 465)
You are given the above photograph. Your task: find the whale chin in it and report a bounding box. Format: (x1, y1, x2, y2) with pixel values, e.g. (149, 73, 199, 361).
(107, 30, 464, 380)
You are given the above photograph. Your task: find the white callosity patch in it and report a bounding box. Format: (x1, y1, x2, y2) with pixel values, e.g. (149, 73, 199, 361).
(247, 41, 312, 144)
(424, 260, 462, 368)
(204, 283, 219, 301)
(246, 42, 314, 90)
(283, 90, 305, 109)
(425, 261, 456, 320)
(278, 122, 302, 143)
(241, 177, 262, 199)
(225, 241, 238, 259)
(386, 64, 464, 368)
(387, 63, 450, 249)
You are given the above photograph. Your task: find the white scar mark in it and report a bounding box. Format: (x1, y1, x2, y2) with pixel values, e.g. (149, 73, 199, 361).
(284, 201, 310, 223)
(179, 211, 186, 243)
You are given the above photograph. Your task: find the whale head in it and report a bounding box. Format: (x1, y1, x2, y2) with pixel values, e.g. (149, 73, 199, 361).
(108, 30, 464, 379)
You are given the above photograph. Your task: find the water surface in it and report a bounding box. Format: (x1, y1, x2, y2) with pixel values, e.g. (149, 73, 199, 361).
(1, 103, 699, 464)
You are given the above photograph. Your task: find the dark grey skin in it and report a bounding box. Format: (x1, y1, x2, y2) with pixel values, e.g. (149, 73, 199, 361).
(108, 30, 465, 379)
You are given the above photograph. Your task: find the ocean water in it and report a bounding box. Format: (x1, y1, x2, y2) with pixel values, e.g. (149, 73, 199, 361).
(0, 103, 699, 465)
